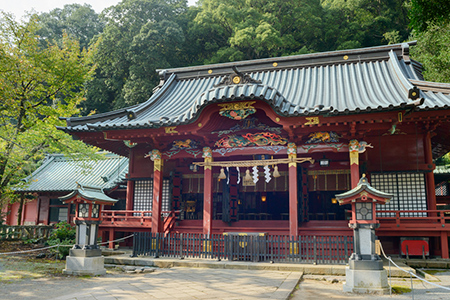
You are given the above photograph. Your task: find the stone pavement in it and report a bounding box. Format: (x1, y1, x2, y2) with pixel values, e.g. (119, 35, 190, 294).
(53, 267, 302, 300)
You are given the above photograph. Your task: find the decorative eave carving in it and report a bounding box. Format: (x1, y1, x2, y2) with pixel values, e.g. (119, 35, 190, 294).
(214, 66, 262, 87)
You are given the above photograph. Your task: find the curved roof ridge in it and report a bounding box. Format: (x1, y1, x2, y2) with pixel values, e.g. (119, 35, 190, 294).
(158, 42, 416, 79)
(193, 82, 295, 117)
(127, 73, 178, 116)
(387, 50, 425, 106)
(409, 80, 450, 94)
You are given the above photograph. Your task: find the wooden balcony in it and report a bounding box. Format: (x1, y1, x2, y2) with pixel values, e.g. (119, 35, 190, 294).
(378, 209, 450, 234)
(99, 209, 450, 235)
(100, 210, 180, 233)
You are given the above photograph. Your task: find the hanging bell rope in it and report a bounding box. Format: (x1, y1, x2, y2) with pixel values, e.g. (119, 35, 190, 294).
(192, 157, 314, 168)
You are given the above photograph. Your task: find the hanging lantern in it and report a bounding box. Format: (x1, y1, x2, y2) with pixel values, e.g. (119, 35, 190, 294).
(218, 167, 227, 180)
(273, 165, 281, 178)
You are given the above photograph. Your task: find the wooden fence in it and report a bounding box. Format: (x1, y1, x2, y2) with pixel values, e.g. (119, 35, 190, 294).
(133, 232, 353, 265)
(0, 225, 54, 240)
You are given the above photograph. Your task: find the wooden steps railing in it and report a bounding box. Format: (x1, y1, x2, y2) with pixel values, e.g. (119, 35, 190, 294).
(163, 210, 181, 234)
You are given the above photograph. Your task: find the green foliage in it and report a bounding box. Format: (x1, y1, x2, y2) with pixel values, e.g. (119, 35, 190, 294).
(51, 221, 76, 241)
(47, 221, 76, 259)
(410, 22, 450, 83)
(391, 285, 412, 294)
(36, 4, 104, 50)
(0, 12, 99, 205)
(195, 0, 325, 62)
(408, 0, 450, 33)
(321, 0, 409, 50)
(84, 0, 189, 112)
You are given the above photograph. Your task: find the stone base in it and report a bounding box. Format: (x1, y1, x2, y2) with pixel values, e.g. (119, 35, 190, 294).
(343, 267, 390, 294)
(63, 255, 106, 276)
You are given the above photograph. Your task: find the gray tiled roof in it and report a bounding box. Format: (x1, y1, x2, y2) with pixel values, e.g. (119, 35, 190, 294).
(60, 42, 450, 132)
(18, 152, 128, 192)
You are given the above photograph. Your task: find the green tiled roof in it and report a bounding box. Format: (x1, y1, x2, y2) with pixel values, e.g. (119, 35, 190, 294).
(19, 152, 128, 192)
(60, 184, 118, 204)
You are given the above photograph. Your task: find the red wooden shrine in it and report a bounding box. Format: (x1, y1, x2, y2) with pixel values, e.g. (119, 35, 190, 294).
(59, 42, 450, 258)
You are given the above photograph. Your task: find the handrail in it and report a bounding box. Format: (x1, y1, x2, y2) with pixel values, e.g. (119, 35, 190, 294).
(101, 210, 179, 226)
(377, 209, 450, 229)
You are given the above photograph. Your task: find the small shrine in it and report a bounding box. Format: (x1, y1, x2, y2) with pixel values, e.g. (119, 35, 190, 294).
(336, 175, 393, 294)
(60, 184, 118, 276)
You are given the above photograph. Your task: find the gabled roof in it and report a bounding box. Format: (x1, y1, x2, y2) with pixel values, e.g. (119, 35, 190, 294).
(59, 42, 450, 132)
(18, 152, 128, 193)
(335, 175, 393, 204)
(59, 184, 118, 205)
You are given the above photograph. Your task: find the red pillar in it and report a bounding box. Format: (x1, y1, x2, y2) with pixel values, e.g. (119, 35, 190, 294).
(288, 143, 298, 237)
(424, 132, 437, 210)
(126, 180, 134, 211)
(441, 231, 449, 259)
(349, 140, 360, 188)
(108, 228, 114, 249)
(126, 149, 135, 211)
(150, 150, 163, 234)
(202, 147, 213, 236)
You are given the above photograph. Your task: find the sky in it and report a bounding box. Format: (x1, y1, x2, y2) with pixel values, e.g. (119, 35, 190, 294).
(1, 0, 197, 20)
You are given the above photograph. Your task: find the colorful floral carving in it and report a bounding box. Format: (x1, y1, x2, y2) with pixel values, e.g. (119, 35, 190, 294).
(202, 147, 213, 158)
(170, 139, 199, 150)
(287, 143, 297, 155)
(123, 140, 137, 148)
(306, 131, 341, 144)
(349, 140, 373, 153)
(212, 117, 282, 136)
(218, 101, 256, 120)
(215, 132, 288, 148)
(150, 149, 161, 161)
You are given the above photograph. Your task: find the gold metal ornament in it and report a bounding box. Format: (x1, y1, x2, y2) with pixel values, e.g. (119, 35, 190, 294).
(232, 76, 241, 84)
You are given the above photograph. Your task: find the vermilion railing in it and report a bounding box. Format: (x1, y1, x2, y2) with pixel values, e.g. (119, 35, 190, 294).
(378, 209, 450, 229)
(101, 210, 180, 227)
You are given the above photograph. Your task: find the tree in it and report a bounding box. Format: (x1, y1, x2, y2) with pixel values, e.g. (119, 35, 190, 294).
(321, 0, 409, 49)
(0, 12, 98, 214)
(194, 0, 325, 63)
(410, 23, 450, 83)
(408, 0, 450, 83)
(84, 0, 189, 112)
(408, 0, 450, 33)
(36, 4, 104, 50)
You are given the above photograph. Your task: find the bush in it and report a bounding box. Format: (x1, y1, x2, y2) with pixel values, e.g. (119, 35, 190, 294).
(47, 221, 76, 259)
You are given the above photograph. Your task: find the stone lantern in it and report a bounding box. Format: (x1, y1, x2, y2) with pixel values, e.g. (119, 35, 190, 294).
(59, 184, 118, 276)
(335, 174, 393, 294)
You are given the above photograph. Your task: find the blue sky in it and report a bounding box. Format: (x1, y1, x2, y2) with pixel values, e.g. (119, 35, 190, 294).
(2, 0, 197, 20)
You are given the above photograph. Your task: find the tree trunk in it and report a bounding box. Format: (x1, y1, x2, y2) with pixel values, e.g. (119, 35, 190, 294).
(17, 196, 24, 226)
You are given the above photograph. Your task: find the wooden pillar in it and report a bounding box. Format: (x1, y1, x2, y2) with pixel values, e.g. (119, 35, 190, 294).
(424, 132, 437, 210)
(150, 150, 163, 234)
(126, 180, 134, 211)
(288, 143, 298, 237)
(441, 231, 449, 259)
(349, 140, 361, 188)
(202, 147, 213, 236)
(108, 228, 114, 249)
(126, 150, 135, 211)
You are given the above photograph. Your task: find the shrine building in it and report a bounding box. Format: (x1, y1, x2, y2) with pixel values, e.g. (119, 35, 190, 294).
(58, 42, 450, 259)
